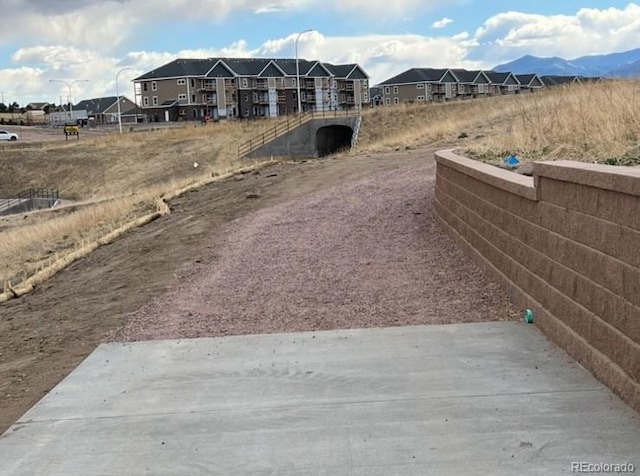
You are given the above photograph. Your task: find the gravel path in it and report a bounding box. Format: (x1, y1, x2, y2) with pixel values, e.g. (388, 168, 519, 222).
(117, 159, 518, 341)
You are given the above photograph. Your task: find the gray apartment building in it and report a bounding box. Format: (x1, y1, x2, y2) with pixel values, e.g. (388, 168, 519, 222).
(378, 68, 546, 106)
(133, 58, 370, 122)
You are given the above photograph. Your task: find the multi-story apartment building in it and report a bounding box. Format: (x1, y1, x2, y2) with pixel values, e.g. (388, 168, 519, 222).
(378, 68, 551, 105)
(379, 68, 460, 106)
(133, 58, 370, 122)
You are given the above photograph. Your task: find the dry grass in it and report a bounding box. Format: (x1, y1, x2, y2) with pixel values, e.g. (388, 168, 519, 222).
(0, 119, 283, 287)
(0, 196, 142, 284)
(358, 95, 517, 151)
(465, 80, 640, 165)
(0, 118, 286, 200)
(359, 80, 640, 166)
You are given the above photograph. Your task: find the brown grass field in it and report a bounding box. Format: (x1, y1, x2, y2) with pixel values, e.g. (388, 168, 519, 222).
(0, 79, 638, 290)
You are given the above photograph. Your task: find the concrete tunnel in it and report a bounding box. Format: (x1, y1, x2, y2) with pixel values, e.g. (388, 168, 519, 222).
(316, 125, 353, 157)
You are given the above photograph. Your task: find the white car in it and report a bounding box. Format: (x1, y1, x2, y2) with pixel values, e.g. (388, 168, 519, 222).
(0, 130, 19, 141)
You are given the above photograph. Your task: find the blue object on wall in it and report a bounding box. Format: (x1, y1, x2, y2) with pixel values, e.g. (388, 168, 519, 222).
(504, 154, 520, 168)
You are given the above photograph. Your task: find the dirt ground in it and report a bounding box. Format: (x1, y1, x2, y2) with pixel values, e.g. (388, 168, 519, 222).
(0, 145, 519, 434)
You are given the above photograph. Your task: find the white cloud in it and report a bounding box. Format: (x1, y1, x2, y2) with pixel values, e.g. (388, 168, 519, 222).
(472, 3, 640, 62)
(2, 4, 640, 104)
(432, 17, 454, 29)
(0, 0, 465, 51)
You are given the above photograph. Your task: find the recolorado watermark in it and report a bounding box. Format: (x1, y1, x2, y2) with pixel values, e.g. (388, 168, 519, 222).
(571, 462, 636, 473)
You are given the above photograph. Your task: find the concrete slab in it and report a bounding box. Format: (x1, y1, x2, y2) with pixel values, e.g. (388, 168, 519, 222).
(1, 322, 638, 475)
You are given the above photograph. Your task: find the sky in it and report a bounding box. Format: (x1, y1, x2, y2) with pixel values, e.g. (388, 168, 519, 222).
(1, 1, 639, 105)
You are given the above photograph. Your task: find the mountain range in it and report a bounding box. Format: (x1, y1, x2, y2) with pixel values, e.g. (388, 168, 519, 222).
(493, 48, 640, 78)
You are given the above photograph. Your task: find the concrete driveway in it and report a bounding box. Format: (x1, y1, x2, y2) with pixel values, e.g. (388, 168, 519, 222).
(0, 322, 638, 475)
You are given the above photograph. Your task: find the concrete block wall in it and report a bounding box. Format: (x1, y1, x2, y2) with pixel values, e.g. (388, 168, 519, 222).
(434, 149, 640, 411)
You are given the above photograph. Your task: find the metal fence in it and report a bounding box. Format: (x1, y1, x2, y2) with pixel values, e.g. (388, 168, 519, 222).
(0, 188, 59, 216)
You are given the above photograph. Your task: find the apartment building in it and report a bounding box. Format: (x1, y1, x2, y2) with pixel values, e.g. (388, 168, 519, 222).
(378, 68, 460, 106)
(133, 58, 370, 122)
(378, 68, 553, 105)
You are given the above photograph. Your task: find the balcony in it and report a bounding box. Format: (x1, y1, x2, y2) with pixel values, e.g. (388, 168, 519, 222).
(337, 82, 354, 92)
(254, 79, 269, 90)
(199, 82, 216, 92)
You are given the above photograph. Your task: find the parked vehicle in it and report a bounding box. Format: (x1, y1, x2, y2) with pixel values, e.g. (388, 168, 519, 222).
(0, 130, 18, 141)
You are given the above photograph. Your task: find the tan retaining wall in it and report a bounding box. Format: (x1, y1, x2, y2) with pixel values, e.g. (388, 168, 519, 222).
(434, 149, 640, 411)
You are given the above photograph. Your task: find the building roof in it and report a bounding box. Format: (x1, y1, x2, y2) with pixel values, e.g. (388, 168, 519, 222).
(134, 58, 365, 81)
(485, 71, 520, 85)
(379, 68, 452, 85)
(515, 74, 545, 87)
(26, 102, 50, 110)
(74, 96, 121, 115)
(449, 69, 490, 84)
(540, 75, 581, 86)
(135, 58, 216, 80)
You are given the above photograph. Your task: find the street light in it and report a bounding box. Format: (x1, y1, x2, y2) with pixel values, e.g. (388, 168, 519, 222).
(116, 67, 134, 133)
(295, 29, 314, 115)
(49, 79, 89, 120)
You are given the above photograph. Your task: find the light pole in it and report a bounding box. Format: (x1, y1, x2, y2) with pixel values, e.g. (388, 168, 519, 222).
(295, 29, 314, 115)
(49, 79, 89, 120)
(116, 67, 133, 133)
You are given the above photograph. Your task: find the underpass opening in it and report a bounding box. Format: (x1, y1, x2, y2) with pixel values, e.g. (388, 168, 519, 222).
(316, 125, 353, 157)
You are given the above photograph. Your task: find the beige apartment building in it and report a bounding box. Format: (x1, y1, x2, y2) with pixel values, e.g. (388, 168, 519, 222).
(133, 58, 370, 122)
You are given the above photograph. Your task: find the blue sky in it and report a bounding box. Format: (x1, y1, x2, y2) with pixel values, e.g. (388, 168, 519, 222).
(1, 1, 639, 105)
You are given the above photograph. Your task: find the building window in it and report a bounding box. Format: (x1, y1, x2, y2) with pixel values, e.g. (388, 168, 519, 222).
(242, 78, 248, 88)
(152, 81, 157, 91)
(384, 86, 390, 94)
(191, 94, 196, 103)
(394, 97, 399, 104)
(190, 79, 195, 88)
(417, 95, 425, 101)
(363, 80, 368, 88)
(393, 86, 398, 94)
(177, 79, 186, 86)
(178, 94, 187, 101)
(385, 98, 390, 106)
(292, 78, 296, 87)
(363, 93, 368, 101)
(417, 84, 424, 89)
(143, 97, 149, 106)
(143, 83, 148, 92)
(152, 96, 158, 106)
(332, 79, 337, 88)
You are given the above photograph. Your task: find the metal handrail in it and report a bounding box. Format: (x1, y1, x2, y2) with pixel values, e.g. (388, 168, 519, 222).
(0, 188, 59, 214)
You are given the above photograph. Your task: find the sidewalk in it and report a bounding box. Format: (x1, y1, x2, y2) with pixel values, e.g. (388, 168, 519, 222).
(1, 322, 638, 475)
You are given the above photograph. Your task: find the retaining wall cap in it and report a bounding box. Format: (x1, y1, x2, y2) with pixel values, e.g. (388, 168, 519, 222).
(533, 160, 640, 197)
(435, 149, 537, 201)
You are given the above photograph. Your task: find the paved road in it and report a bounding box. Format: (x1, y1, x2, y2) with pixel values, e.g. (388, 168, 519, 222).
(1, 322, 638, 475)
